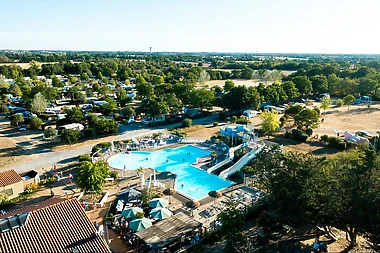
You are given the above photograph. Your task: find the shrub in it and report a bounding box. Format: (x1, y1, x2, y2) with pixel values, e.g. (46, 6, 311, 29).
(79, 154, 91, 162)
(182, 118, 193, 128)
(113, 113, 120, 121)
(337, 141, 346, 150)
(24, 183, 39, 194)
(320, 134, 329, 142)
(231, 116, 237, 123)
(305, 128, 313, 136)
(327, 136, 341, 148)
(94, 119, 119, 135)
(346, 141, 357, 150)
(236, 117, 250, 124)
(0, 104, 9, 113)
(30, 117, 43, 129)
(242, 165, 254, 174)
(279, 116, 286, 127)
(336, 99, 344, 107)
(213, 122, 218, 127)
(44, 127, 57, 138)
(109, 171, 118, 179)
(291, 129, 308, 141)
(60, 129, 81, 144)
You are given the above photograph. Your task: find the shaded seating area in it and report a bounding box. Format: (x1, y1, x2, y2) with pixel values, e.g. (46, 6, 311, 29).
(134, 212, 203, 253)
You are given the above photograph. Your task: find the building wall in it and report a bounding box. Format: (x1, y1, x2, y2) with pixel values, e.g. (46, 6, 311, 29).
(0, 181, 24, 199)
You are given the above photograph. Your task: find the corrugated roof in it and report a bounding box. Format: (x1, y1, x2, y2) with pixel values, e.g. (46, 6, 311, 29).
(135, 212, 202, 250)
(0, 169, 23, 187)
(0, 198, 110, 253)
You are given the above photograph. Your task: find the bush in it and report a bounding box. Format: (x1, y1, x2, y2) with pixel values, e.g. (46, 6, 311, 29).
(231, 116, 237, 123)
(305, 128, 313, 136)
(257, 211, 277, 232)
(24, 183, 40, 194)
(336, 99, 344, 107)
(94, 119, 119, 135)
(320, 134, 329, 142)
(242, 165, 254, 174)
(79, 154, 91, 162)
(91, 142, 112, 153)
(236, 117, 250, 124)
(337, 141, 346, 150)
(291, 129, 308, 141)
(182, 118, 193, 128)
(346, 141, 357, 150)
(327, 136, 341, 148)
(0, 104, 9, 113)
(109, 171, 118, 179)
(30, 117, 43, 129)
(279, 116, 286, 127)
(44, 127, 57, 138)
(213, 122, 218, 127)
(113, 113, 120, 121)
(60, 129, 81, 144)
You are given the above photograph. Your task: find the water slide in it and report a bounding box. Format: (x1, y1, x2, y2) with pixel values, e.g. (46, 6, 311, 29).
(219, 144, 264, 180)
(207, 143, 246, 174)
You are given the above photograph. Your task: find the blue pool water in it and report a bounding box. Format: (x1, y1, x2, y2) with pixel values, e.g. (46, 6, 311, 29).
(108, 145, 233, 200)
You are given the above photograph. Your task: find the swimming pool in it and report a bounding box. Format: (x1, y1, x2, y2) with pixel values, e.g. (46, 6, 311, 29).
(107, 145, 233, 200)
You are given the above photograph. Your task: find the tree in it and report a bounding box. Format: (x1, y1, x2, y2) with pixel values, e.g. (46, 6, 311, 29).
(282, 81, 299, 100)
(65, 107, 83, 123)
(0, 75, 10, 93)
(9, 84, 22, 97)
(31, 92, 47, 115)
(310, 75, 328, 94)
(320, 96, 332, 113)
(343, 94, 355, 110)
(224, 79, 235, 92)
(336, 99, 344, 107)
(30, 117, 43, 129)
(260, 110, 280, 139)
(218, 198, 245, 249)
(188, 88, 215, 114)
(292, 75, 313, 95)
(101, 97, 117, 116)
(94, 119, 119, 135)
(152, 75, 164, 85)
(198, 70, 210, 86)
(44, 127, 57, 139)
(136, 82, 154, 98)
(121, 105, 134, 119)
(294, 108, 319, 130)
(60, 128, 81, 144)
(77, 161, 109, 193)
(140, 188, 154, 206)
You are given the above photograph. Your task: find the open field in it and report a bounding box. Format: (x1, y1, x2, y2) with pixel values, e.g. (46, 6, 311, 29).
(0, 61, 81, 69)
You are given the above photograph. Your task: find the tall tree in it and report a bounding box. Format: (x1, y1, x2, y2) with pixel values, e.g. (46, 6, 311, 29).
(77, 161, 109, 193)
(260, 110, 280, 139)
(343, 94, 355, 110)
(292, 75, 313, 95)
(223, 79, 235, 92)
(320, 96, 332, 113)
(294, 108, 320, 130)
(188, 87, 215, 114)
(31, 92, 47, 115)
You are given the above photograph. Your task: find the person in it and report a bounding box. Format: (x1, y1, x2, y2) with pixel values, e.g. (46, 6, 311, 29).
(321, 118, 325, 123)
(53, 164, 57, 171)
(94, 222, 99, 230)
(81, 202, 85, 209)
(69, 174, 73, 183)
(181, 183, 184, 187)
(183, 158, 185, 162)
(127, 183, 130, 189)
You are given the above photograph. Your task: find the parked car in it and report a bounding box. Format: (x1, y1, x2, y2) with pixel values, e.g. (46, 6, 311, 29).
(18, 124, 27, 131)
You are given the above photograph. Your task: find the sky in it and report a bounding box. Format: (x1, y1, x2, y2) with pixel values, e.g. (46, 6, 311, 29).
(1, 0, 380, 54)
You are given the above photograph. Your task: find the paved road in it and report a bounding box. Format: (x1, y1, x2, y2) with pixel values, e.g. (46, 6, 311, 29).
(8, 115, 218, 173)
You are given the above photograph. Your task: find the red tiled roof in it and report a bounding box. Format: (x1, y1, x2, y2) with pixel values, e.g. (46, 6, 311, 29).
(0, 198, 110, 253)
(0, 169, 22, 187)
